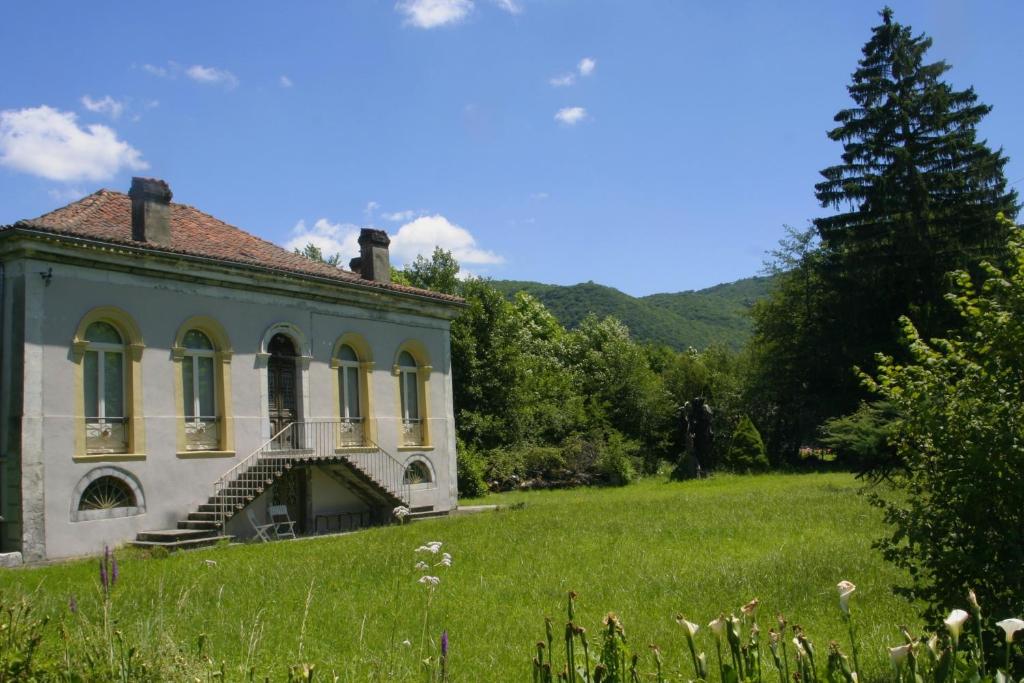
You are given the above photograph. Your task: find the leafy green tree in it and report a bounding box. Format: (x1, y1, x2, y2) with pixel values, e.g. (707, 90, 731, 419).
(405, 247, 461, 295)
(750, 9, 1017, 460)
(294, 242, 341, 266)
(722, 415, 768, 473)
(865, 218, 1024, 625)
(562, 315, 675, 469)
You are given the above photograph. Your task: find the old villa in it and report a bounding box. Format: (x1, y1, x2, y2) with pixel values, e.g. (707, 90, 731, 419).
(0, 177, 463, 563)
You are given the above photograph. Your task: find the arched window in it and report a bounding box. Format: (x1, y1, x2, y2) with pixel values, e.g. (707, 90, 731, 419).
(403, 459, 433, 485)
(331, 334, 375, 448)
(70, 466, 146, 522)
(397, 351, 421, 445)
(72, 307, 145, 459)
(182, 330, 218, 450)
(337, 344, 363, 445)
(172, 317, 234, 456)
(78, 476, 137, 510)
(83, 322, 128, 454)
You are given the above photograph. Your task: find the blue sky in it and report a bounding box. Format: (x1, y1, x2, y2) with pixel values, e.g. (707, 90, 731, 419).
(1, 1, 1022, 296)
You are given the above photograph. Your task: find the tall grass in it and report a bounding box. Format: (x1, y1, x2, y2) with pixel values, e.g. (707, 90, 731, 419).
(0, 473, 919, 680)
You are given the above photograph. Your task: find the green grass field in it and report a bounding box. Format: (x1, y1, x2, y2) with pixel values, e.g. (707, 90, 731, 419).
(0, 473, 919, 681)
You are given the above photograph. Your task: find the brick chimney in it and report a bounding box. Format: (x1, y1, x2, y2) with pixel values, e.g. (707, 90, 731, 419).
(349, 228, 391, 283)
(129, 177, 173, 246)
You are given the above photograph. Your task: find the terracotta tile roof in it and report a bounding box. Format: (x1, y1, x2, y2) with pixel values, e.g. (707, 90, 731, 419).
(4, 189, 462, 304)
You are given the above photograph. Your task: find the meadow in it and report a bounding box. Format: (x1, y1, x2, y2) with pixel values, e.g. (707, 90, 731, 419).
(0, 473, 921, 681)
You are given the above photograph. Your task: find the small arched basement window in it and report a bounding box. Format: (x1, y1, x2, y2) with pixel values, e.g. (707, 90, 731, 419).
(78, 476, 137, 511)
(70, 467, 146, 522)
(403, 459, 433, 485)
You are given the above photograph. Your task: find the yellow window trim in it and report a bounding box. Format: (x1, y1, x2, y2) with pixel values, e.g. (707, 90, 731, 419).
(175, 450, 236, 459)
(171, 315, 235, 456)
(330, 332, 377, 447)
(71, 306, 146, 458)
(72, 453, 147, 463)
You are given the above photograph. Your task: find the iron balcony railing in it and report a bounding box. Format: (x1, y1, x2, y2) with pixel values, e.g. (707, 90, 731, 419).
(211, 419, 411, 530)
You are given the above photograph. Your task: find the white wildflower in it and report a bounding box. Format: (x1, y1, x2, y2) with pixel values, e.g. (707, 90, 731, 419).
(418, 575, 440, 587)
(393, 506, 411, 519)
(402, 639, 412, 647)
(708, 616, 726, 641)
(414, 561, 429, 571)
(415, 541, 443, 554)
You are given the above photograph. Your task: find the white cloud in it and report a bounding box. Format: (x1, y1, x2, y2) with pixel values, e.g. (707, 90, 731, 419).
(142, 63, 170, 78)
(554, 106, 587, 126)
(491, 0, 522, 14)
(285, 213, 502, 272)
(530, 192, 549, 200)
(398, 0, 473, 28)
(578, 57, 596, 76)
(81, 95, 125, 120)
(382, 209, 417, 222)
(549, 73, 575, 87)
(391, 214, 503, 267)
(279, 75, 293, 88)
(364, 201, 379, 216)
(0, 106, 148, 182)
(48, 187, 86, 203)
(186, 64, 239, 89)
(285, 219, 361, 261)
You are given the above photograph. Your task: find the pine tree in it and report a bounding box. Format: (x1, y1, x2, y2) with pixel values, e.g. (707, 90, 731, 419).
(815, 7, 1017, 354)
(749, 8, 1017, 461)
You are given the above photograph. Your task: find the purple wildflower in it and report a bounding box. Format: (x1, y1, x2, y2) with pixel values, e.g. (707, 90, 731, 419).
(111, 554, 118, 587)
(69, 595, 77, 614)
(441, 630, 448, 657)
(99, 557, 108, 591)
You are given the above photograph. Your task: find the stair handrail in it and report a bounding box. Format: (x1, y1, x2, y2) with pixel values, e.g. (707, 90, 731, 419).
(212, 421, 296, 529)
(210, 419, 415, 530)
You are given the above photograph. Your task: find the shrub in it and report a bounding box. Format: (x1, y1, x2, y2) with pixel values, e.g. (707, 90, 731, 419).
(722, 415, 769, 472)
(456, 439, 488, 499)
(819, 400, 900, 476)
(593, 431, 639, 486)
(864, 219, 1024, 628)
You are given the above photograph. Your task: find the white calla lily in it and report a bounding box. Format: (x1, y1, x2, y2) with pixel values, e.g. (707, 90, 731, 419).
(996, 618, 1024, 644)
(889, 644, 911, 669)
(708, 616, 726, 641)
(836, 580, 856, 615)
(944, 609, 970, 642)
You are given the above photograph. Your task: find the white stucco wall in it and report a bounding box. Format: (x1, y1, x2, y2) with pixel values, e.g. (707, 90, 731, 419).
(13, 255, 459, 560)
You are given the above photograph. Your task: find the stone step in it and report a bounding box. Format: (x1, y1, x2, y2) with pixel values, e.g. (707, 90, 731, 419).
(136, 528, 219, 544)
(177, 519, 221, 531)
(187, 511, 220, 521)
(131, 534, 233, 552)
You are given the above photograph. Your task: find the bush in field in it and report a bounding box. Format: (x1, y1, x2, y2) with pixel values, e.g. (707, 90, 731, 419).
(865, 219, 1024, 627)
(456, 439, 488, 499)
(722, 415, 768, 473)
(819, 400, 901, 476)
(593, 431, 639, 486)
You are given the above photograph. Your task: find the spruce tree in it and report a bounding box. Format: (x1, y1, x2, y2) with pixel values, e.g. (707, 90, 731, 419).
(749, 8, 1017, 461)
(814, 7, 1017, 359)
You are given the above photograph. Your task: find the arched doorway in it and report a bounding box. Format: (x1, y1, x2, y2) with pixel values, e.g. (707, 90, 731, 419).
(267, 333, 299, 448)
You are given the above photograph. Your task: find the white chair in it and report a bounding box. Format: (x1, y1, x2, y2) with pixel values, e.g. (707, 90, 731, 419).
(246, 508, 274, 542)
(269, 504, 298, 540)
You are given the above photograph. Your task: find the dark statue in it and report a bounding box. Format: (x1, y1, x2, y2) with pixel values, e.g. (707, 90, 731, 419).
(672, 397, 713, 480)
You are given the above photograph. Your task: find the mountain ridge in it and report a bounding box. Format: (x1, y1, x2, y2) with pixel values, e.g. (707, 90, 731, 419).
(491, 275, 773, 351)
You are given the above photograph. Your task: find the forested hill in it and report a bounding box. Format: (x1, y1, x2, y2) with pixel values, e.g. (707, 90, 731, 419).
(491, 275, 773, 350)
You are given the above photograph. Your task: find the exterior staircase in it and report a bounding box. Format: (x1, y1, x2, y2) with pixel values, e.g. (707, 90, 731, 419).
(131, 420, 412, 552)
